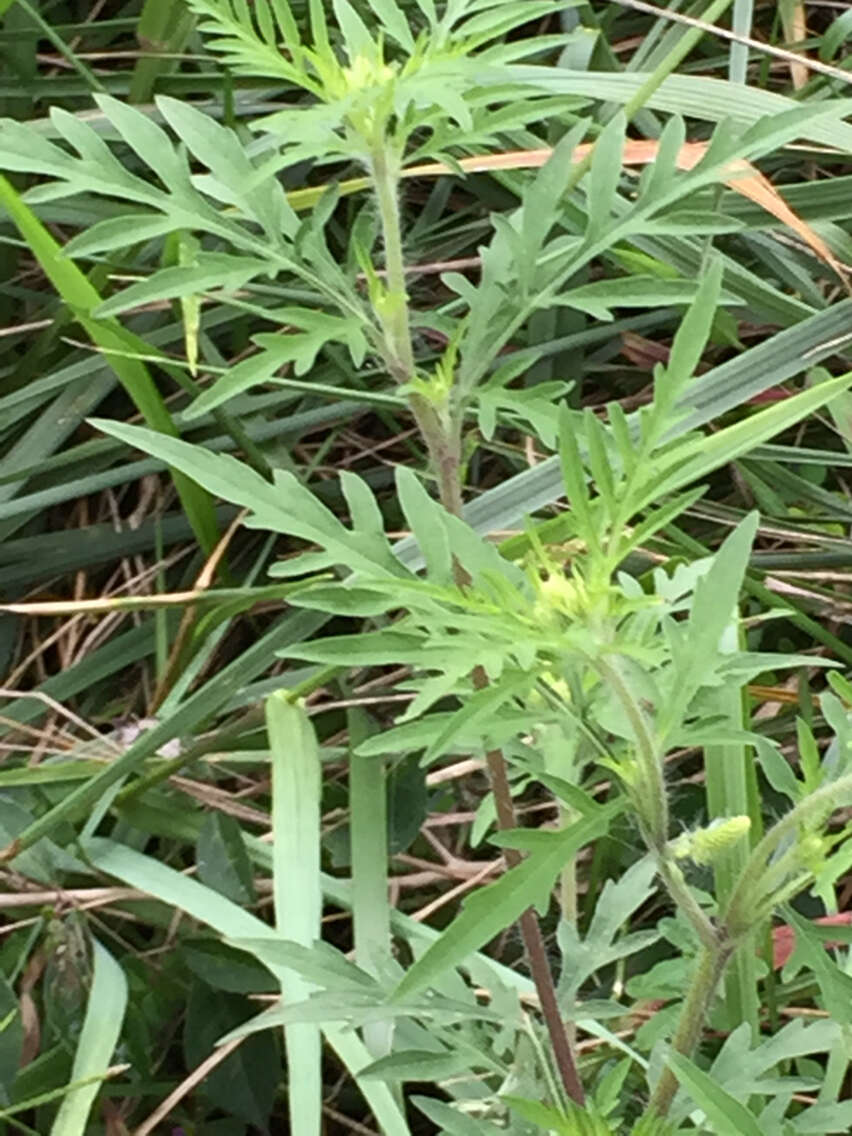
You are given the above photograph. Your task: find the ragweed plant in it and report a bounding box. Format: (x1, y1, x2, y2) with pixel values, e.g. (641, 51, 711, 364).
(88, 277, 852, 1132)
(4, 1, 852, 1132)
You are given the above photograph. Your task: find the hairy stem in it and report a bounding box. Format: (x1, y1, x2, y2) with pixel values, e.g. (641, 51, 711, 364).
(645, 937, 733, 1119)
(725, 769, 852, 937)
(482, 729, 585, 1106)
(595, 654, 719, 946)
(599, 646, 729, 1120)
(644, 771, 852, 1121)
(370, 144, 463, 514)
(594, 657, 668, 847)
(369, 135, 584, 1105)
(369, 145, 414, 382)
(655, 852, 718, 951)
(638, 733, 852, 1121)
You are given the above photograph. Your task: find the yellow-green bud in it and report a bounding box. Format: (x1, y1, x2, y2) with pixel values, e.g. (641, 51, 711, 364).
(673, 816, 751, 866)
(533, 572, 587, 628)
(342, 55, 396, 91)
(797, 832, 827, 874)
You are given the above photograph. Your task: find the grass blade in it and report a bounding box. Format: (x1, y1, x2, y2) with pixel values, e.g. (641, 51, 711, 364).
(129, 0, 196, 104)
(394, 305, 852, 569)
(0, 174, 219, 554)
(505, 68, 852, 149)
(0, 611, 327, 856)
(348, 706, 393, 1059)
(48, 939, 127, 1136)
(85, 838, 412, 1135)
(730, 0, 755, 83)
(266, 694, 322, 1136)
(703, 626, 762, 1041)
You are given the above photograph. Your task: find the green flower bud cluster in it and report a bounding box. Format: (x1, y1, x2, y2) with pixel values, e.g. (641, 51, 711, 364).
(672, 816, 751, 866)
(342, 54, 396, 92)
(796, 830, 829, 875)
(532, 570, 588, 626)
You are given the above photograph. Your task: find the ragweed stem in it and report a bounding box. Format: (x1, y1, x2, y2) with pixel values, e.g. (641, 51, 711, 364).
(369, 133, 584, 1105)
(644, 938, 733, 1120)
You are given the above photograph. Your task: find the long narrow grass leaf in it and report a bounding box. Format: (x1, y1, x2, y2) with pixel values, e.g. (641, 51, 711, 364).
(49, 940, 127, 1136)
(266, 695, 322, 1136)
(0, 175, 219, 553)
